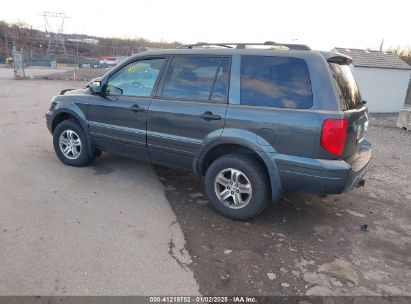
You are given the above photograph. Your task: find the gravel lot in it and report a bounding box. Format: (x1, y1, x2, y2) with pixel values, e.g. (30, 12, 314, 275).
(156, 113, 411, 296)
(0, 67, 410, 297)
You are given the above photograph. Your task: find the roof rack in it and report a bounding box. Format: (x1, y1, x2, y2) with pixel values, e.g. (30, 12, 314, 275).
(177, 41, 311, 51)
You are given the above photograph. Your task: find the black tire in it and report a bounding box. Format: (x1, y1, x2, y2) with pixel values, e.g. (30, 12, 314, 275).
(53, 120, 95, 167)
(205, 154, 270, 220)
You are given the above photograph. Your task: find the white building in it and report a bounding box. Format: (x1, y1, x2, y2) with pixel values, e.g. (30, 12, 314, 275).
(333, 48, 411, 113)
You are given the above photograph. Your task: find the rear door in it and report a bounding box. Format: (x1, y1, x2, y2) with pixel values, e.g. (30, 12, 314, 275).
(87, 57, 166, 160)
(328, 63, 368, 160)
(147, 55, 230, 169)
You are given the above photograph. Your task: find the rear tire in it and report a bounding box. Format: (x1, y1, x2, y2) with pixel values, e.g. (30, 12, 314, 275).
(205, 154, 269, 220)
(53, 120, 95, 167)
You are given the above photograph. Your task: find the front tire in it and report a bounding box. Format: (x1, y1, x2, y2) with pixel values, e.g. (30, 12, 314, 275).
(53, 120, 94, 167)
(205, 154, 269, 220)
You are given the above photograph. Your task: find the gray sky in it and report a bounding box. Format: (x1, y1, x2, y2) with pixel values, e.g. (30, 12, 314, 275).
(2, 0, 410, 51)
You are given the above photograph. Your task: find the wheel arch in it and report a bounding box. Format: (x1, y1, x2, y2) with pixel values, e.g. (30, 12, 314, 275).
(195, 139, 282, 202)
(51, 111, 80, 133)
(51, 109, 94, 157)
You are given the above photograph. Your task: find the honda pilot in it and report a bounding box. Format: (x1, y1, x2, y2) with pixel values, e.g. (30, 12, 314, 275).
(46, 42, 371, 220)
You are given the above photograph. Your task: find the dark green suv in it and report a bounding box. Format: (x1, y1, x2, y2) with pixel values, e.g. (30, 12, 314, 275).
(46, 42, 371, 220)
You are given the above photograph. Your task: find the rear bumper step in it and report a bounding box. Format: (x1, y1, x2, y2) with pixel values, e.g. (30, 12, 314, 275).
(271, 140, 371, 194)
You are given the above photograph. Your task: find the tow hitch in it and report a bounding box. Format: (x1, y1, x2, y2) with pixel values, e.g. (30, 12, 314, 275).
(356, 178, 366, 188)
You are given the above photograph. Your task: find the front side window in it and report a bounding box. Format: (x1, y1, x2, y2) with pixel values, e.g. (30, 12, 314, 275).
(161, 56, 229, 102)
(106, 58, 165, 97)
(240, 56, 313, 109)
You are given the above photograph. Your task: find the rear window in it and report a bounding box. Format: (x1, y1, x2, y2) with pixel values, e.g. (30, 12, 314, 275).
(329, 63, 362, 110)
(240, 56, 313, 109)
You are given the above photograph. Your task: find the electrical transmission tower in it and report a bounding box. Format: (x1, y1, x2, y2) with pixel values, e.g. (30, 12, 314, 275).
(41, 11, 69, 60)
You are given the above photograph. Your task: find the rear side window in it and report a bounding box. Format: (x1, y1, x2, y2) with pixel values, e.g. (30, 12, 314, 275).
(240, 56, 313, 109)
(161, 56, 230, 102)
(329, 63, 362, 110)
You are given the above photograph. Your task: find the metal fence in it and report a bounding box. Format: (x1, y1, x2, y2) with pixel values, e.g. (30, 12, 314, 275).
(25, 60, 57, 68)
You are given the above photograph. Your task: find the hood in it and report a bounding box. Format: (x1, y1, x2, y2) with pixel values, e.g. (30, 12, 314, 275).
(60, 88, 90, 95)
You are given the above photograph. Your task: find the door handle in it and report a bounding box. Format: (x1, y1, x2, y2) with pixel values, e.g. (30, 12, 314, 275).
(199, 111, 221, 121)
(130, 104, 145, 112)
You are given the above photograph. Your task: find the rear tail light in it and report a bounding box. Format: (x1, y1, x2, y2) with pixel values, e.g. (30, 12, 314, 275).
(320, 119, 348, 157)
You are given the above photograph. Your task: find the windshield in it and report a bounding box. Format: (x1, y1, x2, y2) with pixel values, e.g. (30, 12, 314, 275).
(329, 63, 362, 110)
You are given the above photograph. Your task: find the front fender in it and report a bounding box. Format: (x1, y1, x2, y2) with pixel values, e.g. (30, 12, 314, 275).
(49, 99, 93, 156)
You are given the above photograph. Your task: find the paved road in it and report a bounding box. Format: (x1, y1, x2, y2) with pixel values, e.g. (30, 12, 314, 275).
(0, 77, 199, 295)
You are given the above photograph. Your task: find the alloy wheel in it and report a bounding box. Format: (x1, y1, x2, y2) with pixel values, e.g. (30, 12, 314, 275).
(214, 168, 253, 209)
(59, 129, 82, 160)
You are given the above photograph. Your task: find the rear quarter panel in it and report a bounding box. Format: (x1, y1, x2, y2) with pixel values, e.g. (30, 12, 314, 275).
(226, 52, 343, 160)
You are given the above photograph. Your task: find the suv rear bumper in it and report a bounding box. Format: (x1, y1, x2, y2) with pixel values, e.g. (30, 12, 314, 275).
(272, 140, 371, 194)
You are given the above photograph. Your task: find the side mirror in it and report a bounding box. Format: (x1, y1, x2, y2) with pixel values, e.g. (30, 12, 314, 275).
(362, 100, 367, 105)
(89, 81, 103, 94)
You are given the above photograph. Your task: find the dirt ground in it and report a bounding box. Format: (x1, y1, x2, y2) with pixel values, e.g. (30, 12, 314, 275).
(155, 114, 411, 297)
(33, 68, 106, 81)
(0, 67, 72, 80)
(0, 66, 106, 81)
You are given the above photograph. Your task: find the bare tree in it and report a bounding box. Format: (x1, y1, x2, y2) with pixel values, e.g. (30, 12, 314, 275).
(387, 47, 411, 57)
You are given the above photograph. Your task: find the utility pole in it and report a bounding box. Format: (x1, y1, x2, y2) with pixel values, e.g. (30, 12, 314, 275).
(76, 36, 79, 67)
(73, 35, 79, 80)
(379, 38, 384, 51)
(5, 34, 9, 56)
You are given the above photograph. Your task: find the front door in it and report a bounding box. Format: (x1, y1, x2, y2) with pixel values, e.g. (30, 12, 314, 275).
(87, 58, 166, 160)
(147, 55, 230, 169)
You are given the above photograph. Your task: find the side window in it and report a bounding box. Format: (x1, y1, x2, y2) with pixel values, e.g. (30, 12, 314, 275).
(240, 56, 313, 109)
(329, 63, 362, 110)
(106, 58, 165, 97)
(161, 56, 229, 102)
